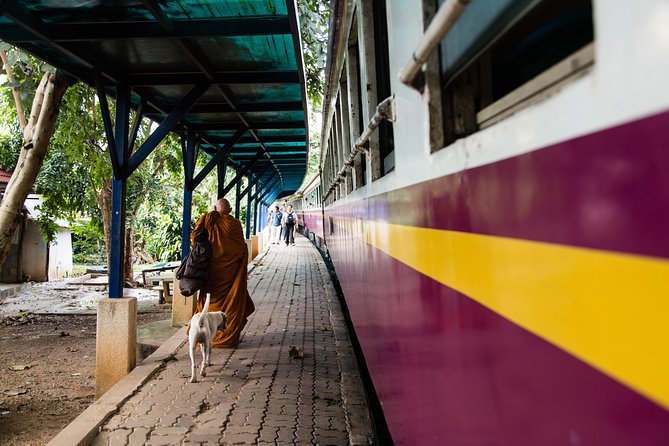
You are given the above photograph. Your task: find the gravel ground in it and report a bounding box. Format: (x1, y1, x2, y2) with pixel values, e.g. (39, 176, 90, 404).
(0, 279, 171, 446)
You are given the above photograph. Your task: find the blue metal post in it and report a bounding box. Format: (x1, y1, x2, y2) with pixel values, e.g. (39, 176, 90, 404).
(181, 188, 193, 260)
(252, 194, 259, 235)
(181, 131, 197, 260)
(217, 159, 228, 199)
(108, 85, 130, 298)
(235, 173, 242, 219)
(245, 183, 253, 238)
(109, 176, 126, 298)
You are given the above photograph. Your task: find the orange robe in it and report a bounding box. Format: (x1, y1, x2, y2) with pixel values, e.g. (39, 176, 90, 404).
(191, 211, 255, 348)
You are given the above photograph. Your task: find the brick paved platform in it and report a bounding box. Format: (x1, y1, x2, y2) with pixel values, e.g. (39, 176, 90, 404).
(50, 234, 374, 446)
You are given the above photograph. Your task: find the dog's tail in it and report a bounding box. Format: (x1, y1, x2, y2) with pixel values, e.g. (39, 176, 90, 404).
(198, 293, 211, 328)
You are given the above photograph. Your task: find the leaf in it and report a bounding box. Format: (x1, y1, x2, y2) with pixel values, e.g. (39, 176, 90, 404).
(9, 364, 31, 371)
(3, 389, 28, 396)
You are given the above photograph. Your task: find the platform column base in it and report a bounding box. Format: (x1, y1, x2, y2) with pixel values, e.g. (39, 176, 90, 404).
(95, 297, 137, 399)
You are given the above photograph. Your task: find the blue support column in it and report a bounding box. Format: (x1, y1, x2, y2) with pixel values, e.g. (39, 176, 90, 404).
(181, 131, 197, 260)
(235, 174, 242, 219)
(252, 194, 259, 235)
(245, 183, 253, 238)
(181, 188, 193, 260)
(217, 159, 228, 199)
(108, 85, 130, 299)
(109, 176, 126, 298)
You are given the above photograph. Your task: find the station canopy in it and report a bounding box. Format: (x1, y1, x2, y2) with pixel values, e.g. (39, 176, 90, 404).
(0, 0, 309, 200)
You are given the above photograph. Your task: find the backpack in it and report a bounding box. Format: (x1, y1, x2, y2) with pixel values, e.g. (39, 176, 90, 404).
(286, 212, 295, 226)
(176, 226, 211, 296)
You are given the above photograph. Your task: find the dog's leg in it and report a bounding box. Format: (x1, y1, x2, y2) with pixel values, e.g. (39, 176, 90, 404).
(206, 341, 213, 366)
(200, 342, 207, 378)
(189, 341, 198, 383)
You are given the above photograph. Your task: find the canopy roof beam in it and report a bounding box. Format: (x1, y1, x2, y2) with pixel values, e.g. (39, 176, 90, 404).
(221, 151, 264, 197)
(127, 82, 210, 175)
(140, 2, 285, 188)
(192, 121, 305, 131)
(190, 128, 247, 189)
(0, 16, 292, 42)
(180, 101, 303, 114)
(239, 166, 271, 200)
(118, 71, 300, 86)
(255, 176, 280, 204)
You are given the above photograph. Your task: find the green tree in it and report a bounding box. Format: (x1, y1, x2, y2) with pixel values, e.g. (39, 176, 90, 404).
(297, 0, 330, 108)
(0, 45, 69, 268)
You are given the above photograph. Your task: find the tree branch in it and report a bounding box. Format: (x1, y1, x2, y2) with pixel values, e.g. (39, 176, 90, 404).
(0, 50, 28, 130)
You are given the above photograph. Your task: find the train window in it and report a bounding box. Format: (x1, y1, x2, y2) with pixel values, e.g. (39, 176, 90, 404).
(338, 83, 353, 195)
(372, 0, 395, 176)
(435, 0, 594, 146)
(347, 17, 367, 189)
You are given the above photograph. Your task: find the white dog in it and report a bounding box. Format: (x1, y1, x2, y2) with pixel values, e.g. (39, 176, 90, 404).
(188, 293, 227, 383)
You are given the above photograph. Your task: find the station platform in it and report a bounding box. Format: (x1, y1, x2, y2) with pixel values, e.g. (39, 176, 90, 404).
(49, 234, 375, 446)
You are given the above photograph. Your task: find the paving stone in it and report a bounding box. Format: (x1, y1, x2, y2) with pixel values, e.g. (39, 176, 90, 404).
(91, 430, 112, 446)
(127, 427, 151, 446)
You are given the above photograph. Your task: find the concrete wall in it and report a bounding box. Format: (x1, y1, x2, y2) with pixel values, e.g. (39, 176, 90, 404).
(49, 226, 73, 280)
(20, 221, 48, 282)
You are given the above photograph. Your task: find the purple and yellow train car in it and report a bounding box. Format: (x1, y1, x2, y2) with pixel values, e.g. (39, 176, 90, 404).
(303, 0, 669, 444)
(294, 173, 326, 249)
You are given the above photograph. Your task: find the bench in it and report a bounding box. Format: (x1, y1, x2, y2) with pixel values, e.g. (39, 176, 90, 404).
(141, 261, 180, 287)
(152, 279, 173, 304)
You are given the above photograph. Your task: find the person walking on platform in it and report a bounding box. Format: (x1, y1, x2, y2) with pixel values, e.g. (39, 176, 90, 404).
(279, 204, 287, 240)
(281, 205, 299, 246)
(190, 198, 255, 348)
(269, 205, 282, 244)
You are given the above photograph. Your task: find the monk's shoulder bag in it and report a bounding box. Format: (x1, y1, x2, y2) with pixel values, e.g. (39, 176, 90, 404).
(176, 226, 212, 296)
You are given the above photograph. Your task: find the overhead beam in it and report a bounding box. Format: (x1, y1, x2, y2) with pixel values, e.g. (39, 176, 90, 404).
(191, 128, 247, 189)
(229, 148, 307, 155)
(142, 2, 287, 186)
(126, 82, 210, 175)
(120, 71, 300, 86)
(221, 151, 264, 197)
(192, 121, 305, 131)
(166, 101, 303, 114)
(0, 16, 292, 42)
(254, 177, 280, 203)
(211, 135, 306, 144)
(239, 166, 271, 199)
(233, 153, 307, 161)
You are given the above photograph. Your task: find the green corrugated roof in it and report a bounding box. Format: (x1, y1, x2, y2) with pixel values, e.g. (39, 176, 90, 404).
(0, 0, 308, 199)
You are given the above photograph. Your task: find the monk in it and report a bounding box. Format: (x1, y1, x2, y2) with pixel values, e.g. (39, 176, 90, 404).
(190, 198, 255, 348)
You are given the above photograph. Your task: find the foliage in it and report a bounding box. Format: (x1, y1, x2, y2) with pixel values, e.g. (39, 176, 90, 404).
(297, 0, 330, 109)
(137, 211, 182, 262)
(71, 219, 105, 264)
(0, 119, 21, 170)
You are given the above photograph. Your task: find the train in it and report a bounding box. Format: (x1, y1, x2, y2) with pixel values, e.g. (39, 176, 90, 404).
(291, 0, 669, 444)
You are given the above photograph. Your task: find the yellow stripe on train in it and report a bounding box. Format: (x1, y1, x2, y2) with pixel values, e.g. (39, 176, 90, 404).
(356, 220, 669, 409)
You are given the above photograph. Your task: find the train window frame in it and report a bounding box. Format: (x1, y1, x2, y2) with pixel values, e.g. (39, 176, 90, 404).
(346, 15, 367, 190)
(358, 0, 395, 181)
(372, 0, 395, 176)
(430, 0, 594, 150)
(337, 81, 354, 195)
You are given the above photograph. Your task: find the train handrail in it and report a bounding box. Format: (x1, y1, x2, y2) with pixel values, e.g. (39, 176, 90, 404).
(323, 95, 395, 200)
(398, 0, 471, 90)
